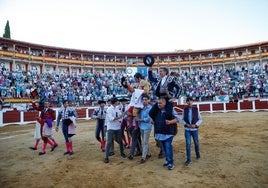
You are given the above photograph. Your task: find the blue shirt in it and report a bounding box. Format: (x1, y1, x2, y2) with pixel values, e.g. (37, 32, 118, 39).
(138, 105, 152, 130)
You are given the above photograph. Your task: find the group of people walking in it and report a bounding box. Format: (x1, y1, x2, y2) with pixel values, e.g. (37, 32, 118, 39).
(30, 100, 78, 156)
(29, 66, 202, 171)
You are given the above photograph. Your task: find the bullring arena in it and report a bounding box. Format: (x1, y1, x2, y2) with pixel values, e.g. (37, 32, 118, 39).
(0, 37, 268, 188)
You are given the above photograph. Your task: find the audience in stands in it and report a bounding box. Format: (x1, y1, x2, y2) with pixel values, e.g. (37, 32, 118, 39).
(0, 63, 267, 107)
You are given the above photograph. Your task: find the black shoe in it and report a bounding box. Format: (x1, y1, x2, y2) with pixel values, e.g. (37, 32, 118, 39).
(69, 151, 74, 155)
(38, 152, 46, 155)
(128, 155, 133, 160)
(140, 159, 146, 164)
(163, 162, 169, 167)
(64, 151, 70, 155)
(109, 152, 115, 156)
(29, 147, 37, 150)
(146, 154, 152, 159)
(51, 144, 58, 152)
(121, 153, 127, 158)
(104, 158, 109, 163)
(185, 160, 191, 166)
(196, 153, 201, 159)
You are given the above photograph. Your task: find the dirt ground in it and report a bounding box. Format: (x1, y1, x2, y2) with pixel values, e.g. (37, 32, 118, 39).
(0, 111, 268, 188)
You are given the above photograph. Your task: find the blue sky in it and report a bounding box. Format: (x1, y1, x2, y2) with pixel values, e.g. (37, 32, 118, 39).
(0, 0, 268, 52)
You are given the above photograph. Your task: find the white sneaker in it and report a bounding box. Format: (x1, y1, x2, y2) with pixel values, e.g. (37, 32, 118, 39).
(168, 164, 175, 170)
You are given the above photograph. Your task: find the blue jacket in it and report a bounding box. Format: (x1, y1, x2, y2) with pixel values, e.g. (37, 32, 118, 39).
(56, 107, 78, 127)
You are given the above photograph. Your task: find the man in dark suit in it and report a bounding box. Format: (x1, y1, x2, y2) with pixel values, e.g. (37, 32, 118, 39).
(148, 67, 182, 100)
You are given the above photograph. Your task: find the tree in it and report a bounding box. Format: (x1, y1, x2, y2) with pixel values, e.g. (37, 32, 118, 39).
(3, 20, 11, 39)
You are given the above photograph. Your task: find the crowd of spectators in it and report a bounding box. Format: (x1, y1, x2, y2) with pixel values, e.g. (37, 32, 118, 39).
(0, 67, 131, 107)
(174, 63, 268, 102)
(0, 62, 267, 107)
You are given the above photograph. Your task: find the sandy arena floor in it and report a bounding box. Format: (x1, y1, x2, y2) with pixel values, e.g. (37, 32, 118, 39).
(0, 111, 268, 188)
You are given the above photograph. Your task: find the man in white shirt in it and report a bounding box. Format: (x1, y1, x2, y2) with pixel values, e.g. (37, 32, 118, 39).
(104, 97, 127, 163)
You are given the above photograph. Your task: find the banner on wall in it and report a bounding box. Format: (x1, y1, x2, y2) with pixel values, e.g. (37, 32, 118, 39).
(137, 66, 148, 77)
(215, 95, 229, 102)
(126, 67, 137, 77)
(126, 66, 148, 77)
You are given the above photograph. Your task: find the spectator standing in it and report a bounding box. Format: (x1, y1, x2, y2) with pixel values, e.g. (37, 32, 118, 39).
(136, 94, 152, 163)
(104, 97, 127, 163)
(149, 96, 180, 170)
(181, 97, 202, 166)
(148, 67, 182, 158)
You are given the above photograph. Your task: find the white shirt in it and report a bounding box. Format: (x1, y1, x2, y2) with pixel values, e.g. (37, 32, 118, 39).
(161, 75, 168, 86)
(130, 89, 144, 108)
(106, 105, 122, 130)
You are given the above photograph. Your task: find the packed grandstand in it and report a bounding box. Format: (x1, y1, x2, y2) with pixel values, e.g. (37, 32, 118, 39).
(0, 37, 268, 109)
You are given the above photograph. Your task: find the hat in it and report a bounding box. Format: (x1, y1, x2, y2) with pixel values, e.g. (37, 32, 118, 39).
(119, 98, 130, 102)
(143, 54, 155, 67)
(98, 100, 106, 104)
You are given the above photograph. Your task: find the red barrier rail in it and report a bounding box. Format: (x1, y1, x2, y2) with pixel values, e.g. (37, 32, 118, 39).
(0, 99, 267, 126)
